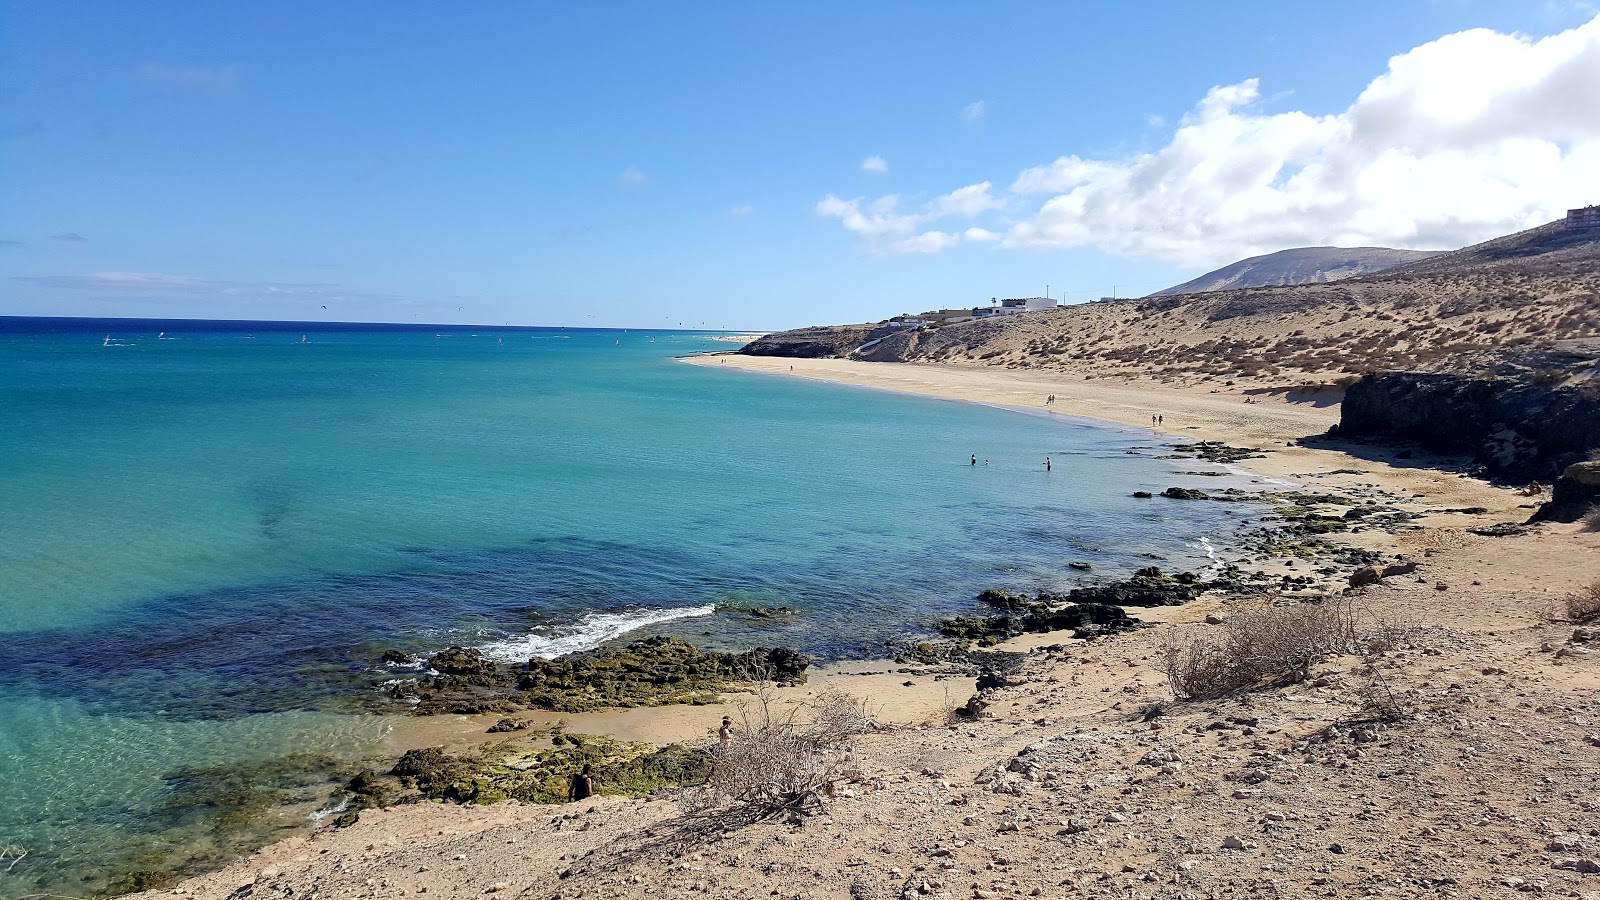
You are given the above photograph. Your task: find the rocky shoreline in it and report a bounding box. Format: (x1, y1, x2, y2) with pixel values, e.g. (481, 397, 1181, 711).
(387, 637, 811, 716)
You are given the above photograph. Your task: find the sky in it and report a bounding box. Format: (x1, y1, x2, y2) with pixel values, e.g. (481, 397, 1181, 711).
(2, 1, 1599, 330)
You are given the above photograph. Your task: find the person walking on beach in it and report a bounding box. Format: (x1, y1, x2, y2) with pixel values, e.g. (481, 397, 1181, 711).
(1158, 414, 1163, 425)
(570, 763, 594, 801)
(719, 715, 733, 746)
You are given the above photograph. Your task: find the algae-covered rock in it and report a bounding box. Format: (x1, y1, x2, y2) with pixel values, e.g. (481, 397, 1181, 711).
(515, 636, 809, 713)
(1161, 487, 1211, 500)
(389, 735, 711, 805)
(427, 646, 501, 678)
(406, 636, 811, 716)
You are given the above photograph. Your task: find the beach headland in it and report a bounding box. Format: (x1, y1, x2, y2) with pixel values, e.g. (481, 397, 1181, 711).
(134, 350, 1600, 900)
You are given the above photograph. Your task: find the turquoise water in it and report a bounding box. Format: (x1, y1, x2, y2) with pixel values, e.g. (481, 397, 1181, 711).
(0, 318, 1257, 896)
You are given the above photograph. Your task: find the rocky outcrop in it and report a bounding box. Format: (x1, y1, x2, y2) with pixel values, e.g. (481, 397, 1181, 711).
(427, 646, 500, 678)
(1061, 567, 1203, 607)
(1531, 460, 1600, 523)
(1336, 372, 1600, 482)
(396, 637, 811, 716)
(369, 731, 712, 807)
(939, 602, 1138, 643)
(738, 325, 876, 358)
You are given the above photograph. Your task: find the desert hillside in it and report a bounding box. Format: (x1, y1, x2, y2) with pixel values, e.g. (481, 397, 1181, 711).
(1150, 246, 1442, 296)
(747, 220, 1600, 389)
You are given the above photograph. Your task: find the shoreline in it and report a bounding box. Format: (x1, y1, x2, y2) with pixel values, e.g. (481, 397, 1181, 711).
(132, 355, 1600, 900)
(682, 353, 1526, 518)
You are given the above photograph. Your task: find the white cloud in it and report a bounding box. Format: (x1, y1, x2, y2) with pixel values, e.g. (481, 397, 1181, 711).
(895, 231, 963, 254)
(814, 183, 1002, 253)
(1001, 16, 1600, 265)
(932, 182, 1000, 218)
(860, 155, 889, 173)
(726, 205, 754, 219)
(1147, 113, 1167, 129)
(961, 100, 987, 124)
(818, 16, 1600, 264)
(963, 227, 1001, 243)
(814, 194, 920, 239)
(619, 166, 648, 186)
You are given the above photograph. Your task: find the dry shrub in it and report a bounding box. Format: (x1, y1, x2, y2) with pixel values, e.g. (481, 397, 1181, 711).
(681, 686, 875, 821)
(1551, 580, 1600, 625)
(1583, 506, 1600, 532)
(1160, 598, 1364, 700)
(1353, 665, 1410, 722)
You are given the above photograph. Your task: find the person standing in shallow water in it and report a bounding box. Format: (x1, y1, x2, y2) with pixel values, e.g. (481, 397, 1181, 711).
(971, 454, 977, 466)
(1045, 457, 1052, 472)
(571, 763, 594, 801)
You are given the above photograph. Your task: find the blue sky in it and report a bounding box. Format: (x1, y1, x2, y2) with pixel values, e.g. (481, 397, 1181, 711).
(3, 2, 1598, 329)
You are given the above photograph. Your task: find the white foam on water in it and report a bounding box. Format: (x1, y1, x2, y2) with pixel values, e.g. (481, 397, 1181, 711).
(477, 604, 718, 661)
(309, 796, 349, 824)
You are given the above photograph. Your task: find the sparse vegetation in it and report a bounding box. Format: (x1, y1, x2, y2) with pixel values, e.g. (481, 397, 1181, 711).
(680, 686, 876, 822)
(1549, 579, 1600, 624)
(1158, 598, 1366, 700)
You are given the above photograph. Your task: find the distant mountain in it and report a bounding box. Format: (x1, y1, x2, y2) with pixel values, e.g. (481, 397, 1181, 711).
(1381, 218, 1600, 278)
(1150, 246, 1443, 296)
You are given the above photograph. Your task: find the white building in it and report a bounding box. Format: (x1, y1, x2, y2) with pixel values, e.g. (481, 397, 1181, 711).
(973, 297, 1056, 317)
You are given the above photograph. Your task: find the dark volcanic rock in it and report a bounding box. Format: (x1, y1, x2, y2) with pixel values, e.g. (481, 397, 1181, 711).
(1338, 372, 1600, 482)
(939, 602, 1137, 642)
(1531, 460, 1600, 523)
(1062, 566, 1201, 607)
(739, 325, 875, 358)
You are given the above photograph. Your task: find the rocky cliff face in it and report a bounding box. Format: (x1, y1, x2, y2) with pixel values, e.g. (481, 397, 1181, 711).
(1338, 372, 1600, 483)
(738, 325, 875, 358)
(1532, 461, 1600, 523)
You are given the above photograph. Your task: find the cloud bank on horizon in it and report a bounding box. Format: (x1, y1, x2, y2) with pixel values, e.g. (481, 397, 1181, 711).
(818, 15, 1600, 267)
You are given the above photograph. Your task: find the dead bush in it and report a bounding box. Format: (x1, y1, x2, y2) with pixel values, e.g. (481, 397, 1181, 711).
(1583, 506, 1600, 532)
(1353, 664, 1411, 723)
(1160, 598, 1364, 700)
(1550, 580, 1600, 625)
(680, 686, 875, 821)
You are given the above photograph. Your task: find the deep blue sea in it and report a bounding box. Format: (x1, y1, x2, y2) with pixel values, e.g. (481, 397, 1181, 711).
(0, 317, 1260, 896)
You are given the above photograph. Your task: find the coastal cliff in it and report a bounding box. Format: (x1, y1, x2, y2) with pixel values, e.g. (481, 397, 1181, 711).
(1337, 372, 1600, 483)
(738, 325, 875, 358)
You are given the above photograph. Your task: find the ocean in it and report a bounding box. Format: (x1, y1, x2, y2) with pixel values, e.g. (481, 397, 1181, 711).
(0, 317, 1260, 897)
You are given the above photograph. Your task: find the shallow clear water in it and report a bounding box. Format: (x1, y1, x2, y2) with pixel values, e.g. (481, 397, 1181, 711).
(0, 317, 1258, 896)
